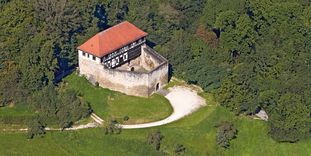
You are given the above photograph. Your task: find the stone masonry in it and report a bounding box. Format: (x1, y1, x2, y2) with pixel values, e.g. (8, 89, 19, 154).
(78, 44, 168, 97)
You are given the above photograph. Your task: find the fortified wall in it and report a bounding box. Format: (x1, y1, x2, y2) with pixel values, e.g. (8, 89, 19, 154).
(78, 45, 168, 97)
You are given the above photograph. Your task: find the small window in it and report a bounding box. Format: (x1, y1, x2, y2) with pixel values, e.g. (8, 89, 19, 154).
(92, 56, 96, 61)
(123, 53, 128, 61)
(82, 52, 86, 56)
(115, 56, 120, 65)
(87, 54, 90, 58)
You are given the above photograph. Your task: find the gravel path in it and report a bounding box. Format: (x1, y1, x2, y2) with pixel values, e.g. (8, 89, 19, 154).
(121, 86, 206, 129)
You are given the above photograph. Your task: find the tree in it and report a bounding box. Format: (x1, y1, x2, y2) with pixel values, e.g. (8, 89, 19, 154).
(0, 62, 22, 106)
(57, 89, 92, 129)
(217, 63, 259, 115)
(216, 121, 237, 149)
(27, 116, 46, 139)
(269, 93, 311, 142)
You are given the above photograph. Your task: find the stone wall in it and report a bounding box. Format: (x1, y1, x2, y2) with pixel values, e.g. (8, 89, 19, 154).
(78, 44, 168, 97)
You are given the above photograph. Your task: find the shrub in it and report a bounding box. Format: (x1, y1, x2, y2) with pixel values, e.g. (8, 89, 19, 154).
(147, 130, 164, 151)
(105, 119, 122, 135)
(174, 144, 186, 155)
(216, 121, 237, 149)
(123, 116, 129, 121)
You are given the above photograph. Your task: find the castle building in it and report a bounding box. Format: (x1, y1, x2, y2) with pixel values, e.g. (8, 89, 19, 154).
(78, 21, 169, 97)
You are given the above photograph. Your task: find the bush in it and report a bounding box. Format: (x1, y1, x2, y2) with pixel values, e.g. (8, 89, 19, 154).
(105, 119, 122, 135)
(174, 144, 186, 155)
(216, 121, 237, 149)
(147, 130, 164, 151)
(123, 116, 129, 121)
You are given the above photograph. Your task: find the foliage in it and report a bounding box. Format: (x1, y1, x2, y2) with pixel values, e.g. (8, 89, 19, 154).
(104, 119, 122, 135)
(147, 130, 164, 151)
(29, 85, 92, 129)
(27, 116, 46, 139)
(0, 0, 311, 143)
(123, 115, 129, 121)
(174, 144, 186, 155)
(268, 93, 311, 142)
(216, 121, 237, 149)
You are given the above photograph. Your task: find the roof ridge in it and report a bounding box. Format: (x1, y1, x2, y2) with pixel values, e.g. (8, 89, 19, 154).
(99, 21, 129, 36)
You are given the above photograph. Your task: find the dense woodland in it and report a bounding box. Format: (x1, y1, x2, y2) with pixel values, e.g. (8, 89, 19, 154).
(0, 0, 310, 142)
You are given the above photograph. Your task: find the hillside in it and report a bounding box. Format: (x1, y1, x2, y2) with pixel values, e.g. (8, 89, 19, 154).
(0, 0, 311, 155)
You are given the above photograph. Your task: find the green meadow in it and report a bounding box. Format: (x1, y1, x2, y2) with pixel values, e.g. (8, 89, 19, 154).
(1, 103, 310, 156)
(0, 74, 310, 156)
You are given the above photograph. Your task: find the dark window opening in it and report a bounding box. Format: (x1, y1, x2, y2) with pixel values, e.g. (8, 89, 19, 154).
(82, 52, 86, 56)
(93, 56, 96, 61)
(130, 67, 135, 71)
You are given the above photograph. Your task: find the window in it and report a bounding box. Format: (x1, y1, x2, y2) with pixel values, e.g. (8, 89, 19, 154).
(82, 52, 86, 56)
(92, 56, 96, 61)
(87, 54, 90, 58)
(115, 56, 120, 65)
(123, 53, 128, 61)
(111, 59, 116, 67)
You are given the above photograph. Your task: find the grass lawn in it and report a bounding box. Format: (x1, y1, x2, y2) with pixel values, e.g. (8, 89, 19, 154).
(0, 88, 311, 156)
(1, 75, 310, 155)
(0, 104, 35, 126)
(1, 99, 310, 156)
(0, 104, 33, 117)
(63, 73, 173, 124)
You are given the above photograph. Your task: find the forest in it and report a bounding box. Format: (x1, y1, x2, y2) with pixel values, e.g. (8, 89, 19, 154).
(0, 0, 310, 142)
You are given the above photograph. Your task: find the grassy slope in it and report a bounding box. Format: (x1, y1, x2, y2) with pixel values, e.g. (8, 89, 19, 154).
(0, 104, 35, 127)
(0, 104, 33, 117)
(63, 73, 173, 124)
(1, 87, 310, 155)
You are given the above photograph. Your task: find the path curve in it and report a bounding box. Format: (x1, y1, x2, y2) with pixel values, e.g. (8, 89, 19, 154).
(121, 86, 206, 129)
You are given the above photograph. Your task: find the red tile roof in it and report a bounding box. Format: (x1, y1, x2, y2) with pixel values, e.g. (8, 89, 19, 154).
(78, 21, 148, 57)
